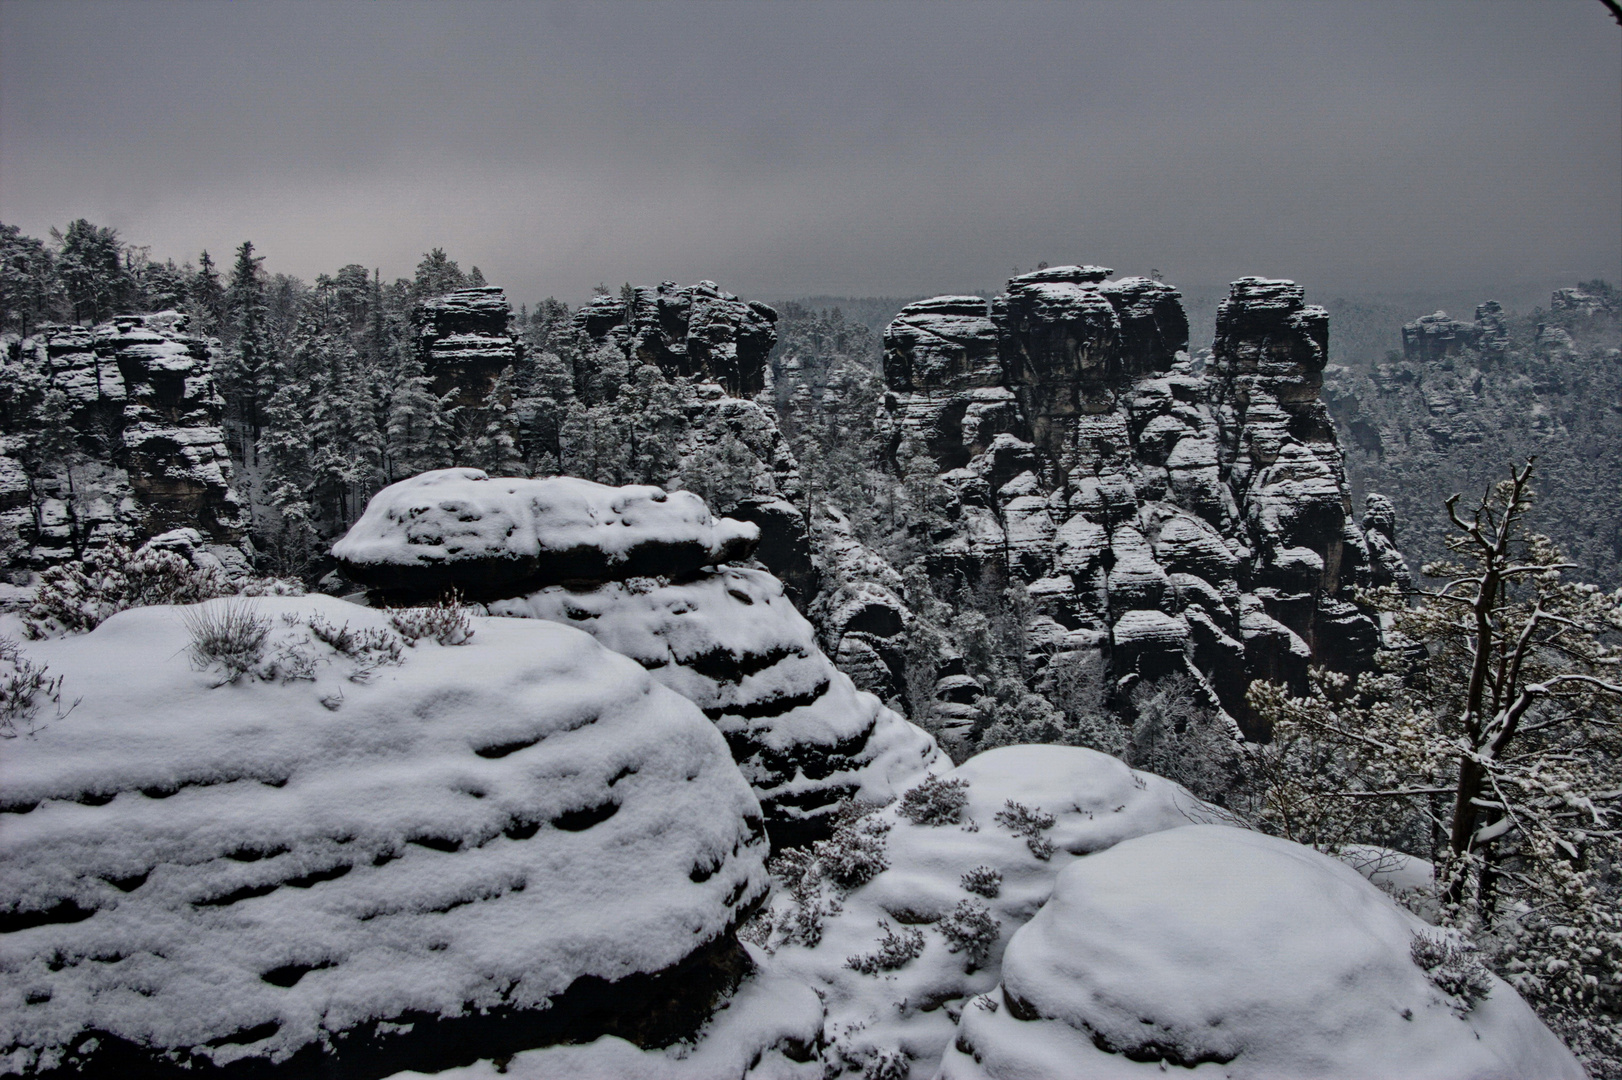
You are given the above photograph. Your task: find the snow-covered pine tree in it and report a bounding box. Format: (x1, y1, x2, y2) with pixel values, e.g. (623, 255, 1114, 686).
(221, 241, 276, 451)
(187, 249, 225, 336)
(0, 223, 63, 336)
(50, 219, 128, 325)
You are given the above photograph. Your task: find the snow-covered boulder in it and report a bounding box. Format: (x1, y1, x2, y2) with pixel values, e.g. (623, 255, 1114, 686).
(491, 565, 940, 848)
(758, 745, 1221, 1079)
(939, 825, 1582, 1080)
(336, 472, 941, 848)
(332, 469, 760, 598)
(0, 596, 772, 1076)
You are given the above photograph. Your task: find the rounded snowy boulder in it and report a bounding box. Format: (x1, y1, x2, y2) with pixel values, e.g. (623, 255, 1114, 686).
(332, 469, 760, 598)
(940, 824, 1582, 1080)
(762, 745, 1221, 1078)
(0, 596, 770, 1076)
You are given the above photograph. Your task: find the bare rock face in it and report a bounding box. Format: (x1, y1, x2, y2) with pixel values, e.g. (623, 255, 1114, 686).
(334, 471, 941, 847)
(0, 597, 772, 1078)
(880, 273, 1404, 736)
(415, 286, 523, 405)
(575, 280, 780, 398)
(0, 313, 246, 572)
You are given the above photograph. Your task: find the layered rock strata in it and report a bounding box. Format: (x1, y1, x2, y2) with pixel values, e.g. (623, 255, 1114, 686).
(0, 596, 772, 1077)
(881, 270, 1402, 735)
(415, 286, 524, 405)
(334, 470, 941, 846)
(575, 280, 780, 398)
(0, 312, 246, 573)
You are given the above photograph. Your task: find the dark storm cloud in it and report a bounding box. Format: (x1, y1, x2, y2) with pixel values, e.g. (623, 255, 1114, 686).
(1, 0, 1617, 306)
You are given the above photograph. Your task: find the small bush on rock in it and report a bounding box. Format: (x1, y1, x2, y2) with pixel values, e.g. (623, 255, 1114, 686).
(306, 615, 404, 681)
(182, 601, 271, 685)
(388, 593, 474, 646)
(815, 812, 892, 890)
(936, 899, 1000, 970)
(1411, 930, 1494, 1013)
(0, 636, 73, 738)
(846, 921, 925, 975)
(960, 865, 1002, 898)
(863, 1048, 910, 1080)
(26, 543, 230, 637)
(994, 799, 1057, 860)
(897, 774, 969, 826)
(768, 847, 832, 948)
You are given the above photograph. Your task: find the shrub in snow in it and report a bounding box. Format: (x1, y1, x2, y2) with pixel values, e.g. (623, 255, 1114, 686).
(864, 1048, 911, 1080)
(937, 899, 1001, 971)
(1411, 930, 1495, 1013)
(767, 846, 832, 948)
(388, 594, 475, 646)
(994, 799, 1057, 860)
(0, 637, 72, 738)
(181, 599, 270, 684)
(961, 864, 1002, 898)
(25, 542, 229, 637)
(305, 614, 405, 681)
(898, 774, 970, 826)
(816, 813, 892, 890)
(845, 921, 926, 975)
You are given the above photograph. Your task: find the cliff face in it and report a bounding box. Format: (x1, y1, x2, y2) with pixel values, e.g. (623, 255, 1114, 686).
(416, 285, 523, 405)
(575, 280, 780, 398)
(880, 270, 1402, 736)
(0, 312, 246, 574)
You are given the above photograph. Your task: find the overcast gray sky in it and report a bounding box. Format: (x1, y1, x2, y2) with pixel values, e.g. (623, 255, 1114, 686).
(1, 0, 1617, 307)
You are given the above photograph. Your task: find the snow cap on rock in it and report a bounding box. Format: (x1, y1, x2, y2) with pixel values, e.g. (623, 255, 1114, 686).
(941, 824, 1582, 1080)
(0, 596, 769, 1074)
(333, 470, 760, 599)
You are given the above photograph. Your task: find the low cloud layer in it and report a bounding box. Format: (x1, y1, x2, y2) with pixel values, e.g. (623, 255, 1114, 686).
(2, 0, 1617, 306)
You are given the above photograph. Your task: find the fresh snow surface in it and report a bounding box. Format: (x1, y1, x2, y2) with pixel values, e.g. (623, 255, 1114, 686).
(489, 565, 941, 830)
(0, 596, 769, 1073)
(939, 825, 1583, 1080)
(385, 957, 823, 1080)
(760, 745, 1223, 1079)
(331, 469, 758, 569)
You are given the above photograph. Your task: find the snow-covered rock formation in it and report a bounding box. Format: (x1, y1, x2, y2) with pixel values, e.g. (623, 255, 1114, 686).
(881, 271, 1405, 734)
(755, 745, 1223, 1078)
(1323, 283, 1621, 587)
(574, 279, 780, 398)
(0, 312, 246, 573)
(415, 286, 524, 408)
(333, 470, 941, 846)
(939, 825, 1583, 1080)
(0, 595, 781, 1077)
